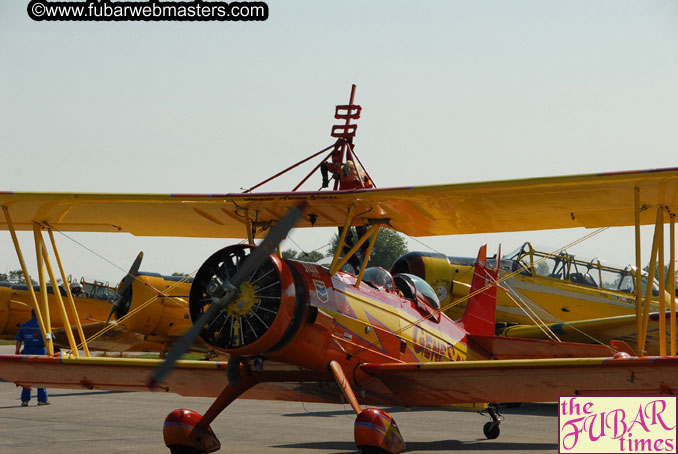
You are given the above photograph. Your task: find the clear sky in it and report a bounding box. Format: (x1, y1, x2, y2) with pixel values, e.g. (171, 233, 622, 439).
(1, 1, 677, 283)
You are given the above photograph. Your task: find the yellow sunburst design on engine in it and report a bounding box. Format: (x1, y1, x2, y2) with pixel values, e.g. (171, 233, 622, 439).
(226, 281, 259, 317)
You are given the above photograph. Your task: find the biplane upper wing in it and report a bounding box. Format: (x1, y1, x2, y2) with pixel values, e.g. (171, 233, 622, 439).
(359, 356, 678, 406)
(1, 167, 676, 238)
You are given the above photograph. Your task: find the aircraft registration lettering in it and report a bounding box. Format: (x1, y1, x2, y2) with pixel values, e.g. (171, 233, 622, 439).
(412, 325, 455, 362)
(303, 263, 320, 275)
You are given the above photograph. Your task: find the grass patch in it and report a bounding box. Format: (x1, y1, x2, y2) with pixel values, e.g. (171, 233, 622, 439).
(0, 339, 16, 345)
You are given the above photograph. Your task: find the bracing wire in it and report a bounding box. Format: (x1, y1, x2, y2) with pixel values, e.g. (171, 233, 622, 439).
(345, 212, 635, 361)
(49, 229, 198, 354)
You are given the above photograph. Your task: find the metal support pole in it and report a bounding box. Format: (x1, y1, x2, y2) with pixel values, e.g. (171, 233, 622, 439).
(670, 213, 676, 356)
(40, 242, 79, 357)
(246, 144, 335, 193)
(244, 209, 254, 244)
(639, 207, 662, 354)
(329, 206, 355, 275)
(32, 224, 54, 356)
(331, 226, 377, 276)
(355, 226, 380, 287)
(634, 188, 642, 353)
(292, 149, 338, 192)
(657, 207, 666, 356)
(47, 229, 89, 356)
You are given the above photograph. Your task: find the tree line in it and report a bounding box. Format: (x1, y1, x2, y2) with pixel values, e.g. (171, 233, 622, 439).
(0, 270, 38, 285)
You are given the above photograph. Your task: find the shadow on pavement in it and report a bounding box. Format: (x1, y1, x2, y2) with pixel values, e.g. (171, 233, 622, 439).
(274, 440, 558, 452)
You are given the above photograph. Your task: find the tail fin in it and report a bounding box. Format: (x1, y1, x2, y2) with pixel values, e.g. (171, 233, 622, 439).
(459, 244, 498, 336)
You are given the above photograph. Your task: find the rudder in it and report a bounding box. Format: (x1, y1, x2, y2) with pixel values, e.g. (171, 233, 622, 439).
(458, 244, 498, 336)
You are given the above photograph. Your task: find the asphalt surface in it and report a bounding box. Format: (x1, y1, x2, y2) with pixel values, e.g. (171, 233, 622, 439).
(0, 345, 559, 454)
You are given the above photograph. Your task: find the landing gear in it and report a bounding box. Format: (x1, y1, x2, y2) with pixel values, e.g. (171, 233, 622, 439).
(480, 404, 503, 440)
(483, 421, 500, 440)
(355, 408, 406, 454)
(327, 360, 405, 453)
(163, 409, 220, 454)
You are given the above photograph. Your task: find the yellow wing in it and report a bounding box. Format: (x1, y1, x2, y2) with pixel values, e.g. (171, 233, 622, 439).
(500, 311, 676, 356)
(1, 167, 676, 238)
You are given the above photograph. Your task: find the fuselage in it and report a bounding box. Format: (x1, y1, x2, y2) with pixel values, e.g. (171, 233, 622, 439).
(191, 251, 491, 407)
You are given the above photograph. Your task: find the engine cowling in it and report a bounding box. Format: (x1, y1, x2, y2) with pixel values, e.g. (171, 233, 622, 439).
(189, 244, 303, 357)
(391, 251, 460, 309)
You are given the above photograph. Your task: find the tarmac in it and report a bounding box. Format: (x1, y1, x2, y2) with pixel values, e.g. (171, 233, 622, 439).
(0, 345, 559, 454)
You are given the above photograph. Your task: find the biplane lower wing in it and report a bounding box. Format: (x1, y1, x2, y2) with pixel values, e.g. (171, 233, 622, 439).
(0, 355, 330, 402)
(3, 354, 678, 408)
(359, 356, 678, 406)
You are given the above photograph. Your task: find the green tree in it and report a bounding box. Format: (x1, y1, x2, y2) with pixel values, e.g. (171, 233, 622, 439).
(281, 249, 324, 262)
(643, 263, 678, 294)
(7, 270, 37, 285)
(328, 228, 408, 270)
(0, 272, 7, 281)
(171, 272, 188, 277)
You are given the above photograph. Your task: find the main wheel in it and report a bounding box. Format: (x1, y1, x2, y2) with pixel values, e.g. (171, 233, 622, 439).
(483, 421, 500, 439)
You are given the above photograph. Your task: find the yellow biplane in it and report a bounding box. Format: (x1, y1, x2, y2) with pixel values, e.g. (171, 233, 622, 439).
(0, 165, 677, 453)
(0, 250, 196, 355)
(0, 88, 677, 453)
(392, 241, 675, 354)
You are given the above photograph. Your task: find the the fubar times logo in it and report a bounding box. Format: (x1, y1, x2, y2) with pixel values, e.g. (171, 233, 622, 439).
(559, 396, 677, 453)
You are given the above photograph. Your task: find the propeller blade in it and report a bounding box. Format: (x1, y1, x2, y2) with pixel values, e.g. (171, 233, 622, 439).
(106, 251, 143, 324)
(150, 201, 308, 386)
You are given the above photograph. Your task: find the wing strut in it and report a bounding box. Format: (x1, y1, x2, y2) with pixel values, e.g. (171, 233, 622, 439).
(670, 212, 676, 356)
(1, 205, 93, 357)
(633, 187, 676, 357)
(2, 206, 53, 355)
(46, 228, 90, 356)
(33, 224, 88, 357)
(639, 207, 665, 354)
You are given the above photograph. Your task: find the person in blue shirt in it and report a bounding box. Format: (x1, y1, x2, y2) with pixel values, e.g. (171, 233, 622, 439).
(15, 309, 52, 406)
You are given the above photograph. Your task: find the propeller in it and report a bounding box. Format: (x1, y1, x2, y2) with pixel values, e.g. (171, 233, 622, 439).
(105, 251, 144, 325)
(150, 201, 308, 386)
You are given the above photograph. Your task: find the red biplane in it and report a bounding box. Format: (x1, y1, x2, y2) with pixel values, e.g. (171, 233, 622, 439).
(1, 87, 677, 454)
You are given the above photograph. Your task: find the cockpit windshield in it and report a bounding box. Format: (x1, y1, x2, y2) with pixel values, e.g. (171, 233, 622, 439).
(77, 280, 118, 302)
(363, 267, 395, 291)
(394, 273, 440, 309)
(502, 242, 660, 296)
